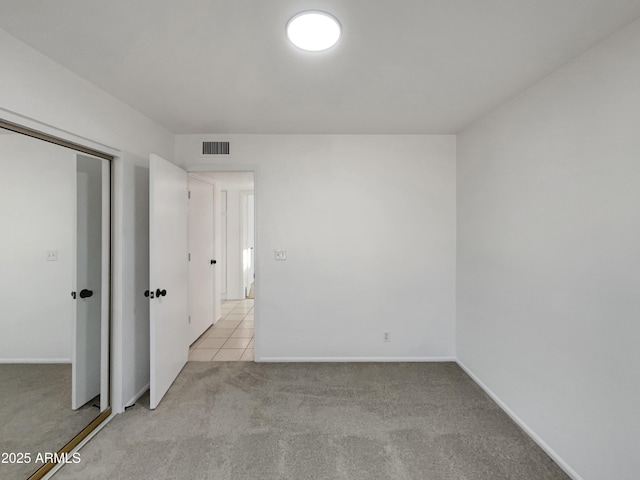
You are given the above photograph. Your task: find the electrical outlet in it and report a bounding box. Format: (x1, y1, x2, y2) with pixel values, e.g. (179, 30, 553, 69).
(46, 250, 58, 261)
(275, 249, 287, 261)
(384, 331, 391, 342)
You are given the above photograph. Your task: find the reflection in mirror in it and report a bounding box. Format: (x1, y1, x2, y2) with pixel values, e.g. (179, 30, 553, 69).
(0, 126, 110, 479)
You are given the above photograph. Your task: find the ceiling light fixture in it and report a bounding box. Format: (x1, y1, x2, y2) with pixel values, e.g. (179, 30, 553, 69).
(286, 11, 341, 52)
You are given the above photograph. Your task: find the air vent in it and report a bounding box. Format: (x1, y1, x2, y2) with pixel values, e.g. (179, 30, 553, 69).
(202, 141, 230, 155)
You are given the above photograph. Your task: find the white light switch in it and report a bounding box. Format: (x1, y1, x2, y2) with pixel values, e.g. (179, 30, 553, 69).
(274, 249, 287, 261)
(46, 250, 58, 261)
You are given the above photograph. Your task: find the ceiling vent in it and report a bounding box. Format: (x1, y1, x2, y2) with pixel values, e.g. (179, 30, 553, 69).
(202, 141, 230, 155)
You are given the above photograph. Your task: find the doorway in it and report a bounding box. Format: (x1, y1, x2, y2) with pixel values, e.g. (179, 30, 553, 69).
(148, 159, 257, 407)
(187, 172, 255, 361)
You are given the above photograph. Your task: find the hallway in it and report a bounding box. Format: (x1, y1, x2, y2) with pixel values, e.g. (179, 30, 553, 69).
(188, 299, 254, 361)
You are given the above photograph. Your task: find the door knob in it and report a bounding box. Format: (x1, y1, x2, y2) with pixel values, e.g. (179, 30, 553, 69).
(79, 289, 93, 299)
(211, 259, 217, 265)
(156, 289, 167, 297)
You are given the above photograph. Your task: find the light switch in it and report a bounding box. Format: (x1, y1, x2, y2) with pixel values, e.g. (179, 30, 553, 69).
(274, 249, 287, 261)
(46, 250, 58, 261)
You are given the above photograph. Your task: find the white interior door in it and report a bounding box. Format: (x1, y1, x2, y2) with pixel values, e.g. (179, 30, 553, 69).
(149, 154, 189, 410)
(72, 154, 109, 410)
(188, 176, 215, 344)
(220, 190, 228, 299)
(212, 184, 222, 322)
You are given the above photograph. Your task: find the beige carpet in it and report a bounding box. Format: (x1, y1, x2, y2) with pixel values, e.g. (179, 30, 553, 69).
(54, 362, 569, 480)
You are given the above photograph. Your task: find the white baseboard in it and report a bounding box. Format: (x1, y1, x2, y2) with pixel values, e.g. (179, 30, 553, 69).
(124, 382, 149, 409)
(0, 358, 71, 364)
(257, 356, 456, 363)
(456, 360, 583, 480)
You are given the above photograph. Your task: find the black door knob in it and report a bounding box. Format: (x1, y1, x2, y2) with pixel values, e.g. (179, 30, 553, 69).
(211, 259, 217, 265)
(156, 289, 167, 297)
(79, 289, 93, 299)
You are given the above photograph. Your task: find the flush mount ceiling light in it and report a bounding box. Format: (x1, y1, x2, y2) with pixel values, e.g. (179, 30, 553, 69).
(286, 11, 341, 51)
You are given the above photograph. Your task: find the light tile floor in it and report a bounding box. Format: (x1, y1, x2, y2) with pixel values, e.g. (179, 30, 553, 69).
(188, 299, 254, 361)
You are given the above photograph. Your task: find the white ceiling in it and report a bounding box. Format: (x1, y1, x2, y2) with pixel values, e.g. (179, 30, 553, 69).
(1, 0, 640, 134)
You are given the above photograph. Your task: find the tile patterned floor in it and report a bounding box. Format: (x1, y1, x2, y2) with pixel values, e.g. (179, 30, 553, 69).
(188, 299, 254, 362)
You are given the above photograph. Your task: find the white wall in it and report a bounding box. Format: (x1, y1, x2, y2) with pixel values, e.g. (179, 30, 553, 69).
(0, 133, 74, 361)
(176, 135, 457, 360)
(1, 29, 174, 412)
(457, 18, 640, 480)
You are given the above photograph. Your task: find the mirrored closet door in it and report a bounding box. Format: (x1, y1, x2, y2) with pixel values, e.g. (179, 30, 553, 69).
(0, 121, 111, 480)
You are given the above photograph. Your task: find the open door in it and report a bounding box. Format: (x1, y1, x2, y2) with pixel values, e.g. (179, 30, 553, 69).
(72, 154, 109, 411)
(149, 154, 189, 409)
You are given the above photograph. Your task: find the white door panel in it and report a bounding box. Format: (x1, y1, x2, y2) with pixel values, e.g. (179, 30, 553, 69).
(149, 154, 189, 410)
(72, 154, 107, 410)
(212, 183, 222, 322)
(188, 177, 215, 344)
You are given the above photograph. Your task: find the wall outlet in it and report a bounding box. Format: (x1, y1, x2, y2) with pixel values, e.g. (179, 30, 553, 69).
(46, 250, 58, 261)
(274, 249, 287, 261)
(383, 331, 391, 342)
